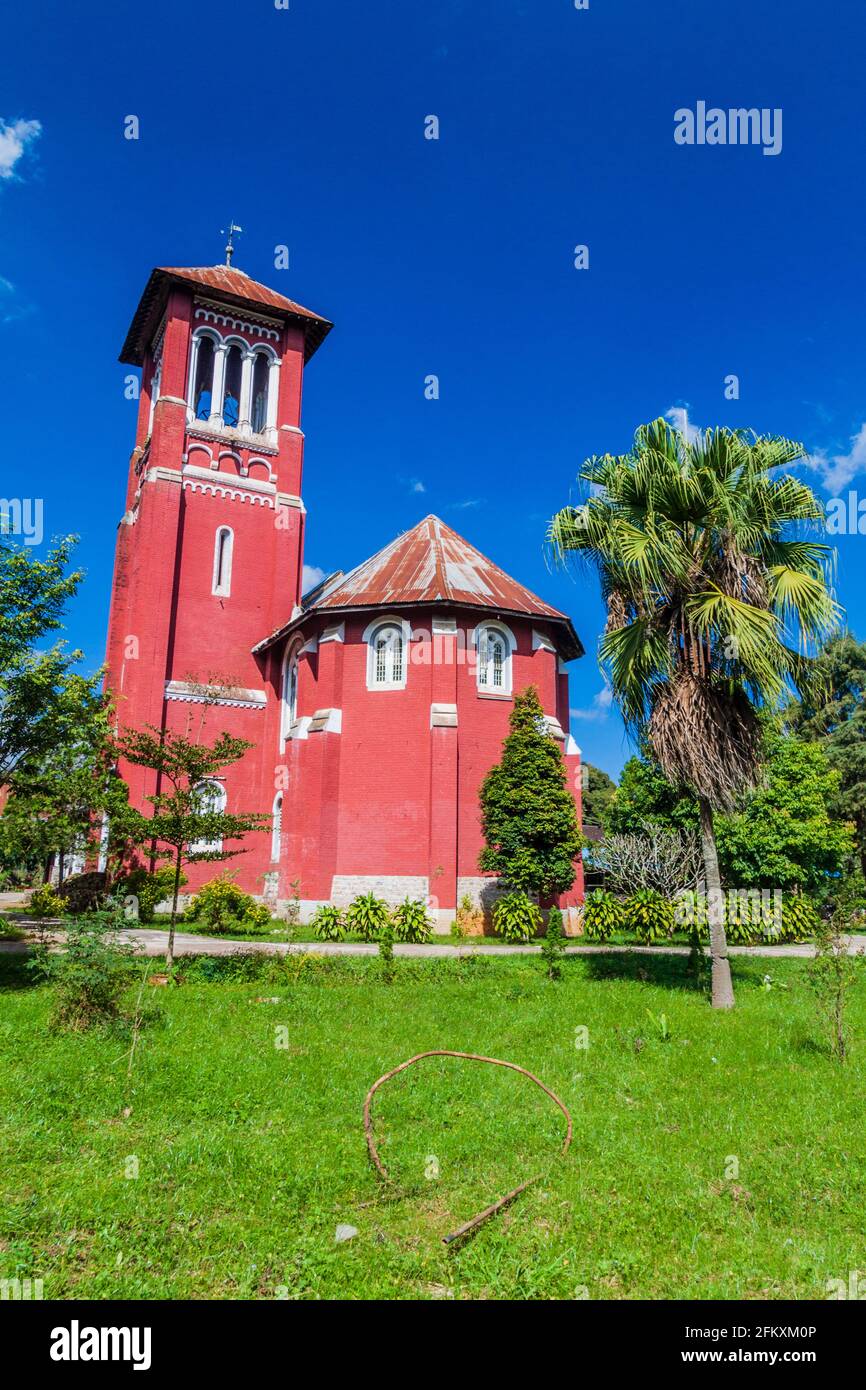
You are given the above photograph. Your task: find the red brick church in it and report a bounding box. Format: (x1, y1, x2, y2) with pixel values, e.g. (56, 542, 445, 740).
(106, 263, 586, 927)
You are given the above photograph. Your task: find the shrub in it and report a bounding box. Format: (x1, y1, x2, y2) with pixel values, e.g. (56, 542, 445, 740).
(187, 876, 272, 935)
(391, 897, 432, 943)
(312, 905, 346, 941)
(115, 865, 187, 923)
(452, 893, 483, 940)
(581, 889, 625, 941)
(27, 884, 65, 918)
(625, 888, 674, 943)
(378, 917, 396, 983)
(779, 894, 821, 943)
(541, 906, 566, 980)
(808, 909, 859, 1062)
(492, 889, 542, 943)
(345, 892, 390, 942)
(30, 916, 136, 1032)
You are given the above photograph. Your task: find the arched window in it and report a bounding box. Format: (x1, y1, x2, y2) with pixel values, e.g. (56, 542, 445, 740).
(212, 527, 233, 597)
(222, 345, 243, 428)
(193, 336, 215, 420)
(251, 352, 269, 434)
(190, 780, 226, 855)
(271, 792, 283, 863)
(476, 623, 513, 694)
(368, 622, 405, 689)
(280, 645, 300, 743)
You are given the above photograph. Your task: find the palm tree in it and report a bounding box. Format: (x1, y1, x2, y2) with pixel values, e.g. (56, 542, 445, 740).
(549, 418, 839, 1007)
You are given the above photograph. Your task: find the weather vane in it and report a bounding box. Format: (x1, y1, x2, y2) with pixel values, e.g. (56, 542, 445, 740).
(221, 219, 244, 266)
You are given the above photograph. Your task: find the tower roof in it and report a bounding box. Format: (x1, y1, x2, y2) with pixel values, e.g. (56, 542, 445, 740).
(119, 265, 333, 366)
(254, 516, 584, 659)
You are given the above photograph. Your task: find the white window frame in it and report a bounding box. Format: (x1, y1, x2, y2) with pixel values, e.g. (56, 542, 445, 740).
(473, 620, 516, 695)
(271, 791, 283, 863)
(190, 779, 226, 855)
(280, 642, 301, 746)
(363, 615, 410, 691)
(212, 526, 234, 597)
(188, 327, 220, 424)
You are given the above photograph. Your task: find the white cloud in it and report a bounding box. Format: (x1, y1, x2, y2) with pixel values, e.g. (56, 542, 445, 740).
(665, 403, 703, 445)
(570, 686, 613, 722)
(410, 478, 425, 494)
(448, 498, 482, 511)
(0, 118, 41, 181)
(302, 564, 326, 594)
(806, 423, 866, 494)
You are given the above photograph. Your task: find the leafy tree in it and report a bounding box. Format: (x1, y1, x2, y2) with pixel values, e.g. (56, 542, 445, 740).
(479, 685, 583, 897)
(0, 685, 134, 883)
(549, 418, 838, 1007)
(0, 532, 88, 784)
(114, 726, 269, 970)
(788, 632, 866, 877)
(607, 734, 853, 893)
(716, 732, 853, 891)
(606, 754, 700, 836)
(580, 761, 617, 828)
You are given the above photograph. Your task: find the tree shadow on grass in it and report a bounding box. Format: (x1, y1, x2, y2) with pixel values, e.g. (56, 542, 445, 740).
(580, 949, 708, 995)
(0, 951, 40, 993)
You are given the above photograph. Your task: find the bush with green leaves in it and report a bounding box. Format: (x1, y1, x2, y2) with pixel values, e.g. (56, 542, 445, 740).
(541, 905, 566, 980)
(492, 889, 542, 943)
(391, 897, 432, 943)
(581, 889, 626, 941)
(345, 892, 390, 942)
(625, 888, 675, 943)
(779, 894, 821, 943)
(115, 865, 188, 924)
(29, 914, 136, 1031)
(311, 904, 346, 941)
(187, 876, 272, 935)
(27, 883, 65, 918)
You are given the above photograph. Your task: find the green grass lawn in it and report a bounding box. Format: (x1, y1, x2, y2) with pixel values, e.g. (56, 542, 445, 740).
(0, 950, 864, 1300)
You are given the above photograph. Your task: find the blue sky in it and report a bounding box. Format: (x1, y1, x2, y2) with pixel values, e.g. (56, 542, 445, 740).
(3, 0, 866, 779)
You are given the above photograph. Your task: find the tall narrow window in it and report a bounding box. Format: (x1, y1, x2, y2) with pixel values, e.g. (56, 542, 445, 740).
(251, 352, 269, 434)
(193, 336, 215, 420)
(223, 345, 243, 427)
(368, 623, 404, 688)
(280, 646, 299, 742)
(271, 792, 283, 862)
(477, 624, 512, 693)
(190, 780, 226, 855)
(212, 527, 233, 597)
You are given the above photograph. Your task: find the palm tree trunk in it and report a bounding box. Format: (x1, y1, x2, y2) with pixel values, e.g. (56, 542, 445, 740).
(698, 796, 735, 1010)
(166, 848, 182, 972)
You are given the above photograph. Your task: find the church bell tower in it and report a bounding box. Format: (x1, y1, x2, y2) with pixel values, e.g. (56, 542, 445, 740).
(105, 262, 332, 813)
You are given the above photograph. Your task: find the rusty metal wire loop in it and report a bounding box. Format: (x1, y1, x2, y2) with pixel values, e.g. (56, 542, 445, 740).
(363, 1049, 573, 1244)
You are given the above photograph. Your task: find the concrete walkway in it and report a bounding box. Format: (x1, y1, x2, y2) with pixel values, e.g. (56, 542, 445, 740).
(2, 923, 865, 959)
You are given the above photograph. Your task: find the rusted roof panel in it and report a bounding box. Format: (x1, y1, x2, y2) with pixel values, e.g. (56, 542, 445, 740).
(253, 517, 584, 659)
(120, 265, 333, 366)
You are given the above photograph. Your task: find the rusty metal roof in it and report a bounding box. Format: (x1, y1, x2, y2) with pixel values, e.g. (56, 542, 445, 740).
(119, 265, 333, 366)
(254, 516, 584, 659)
